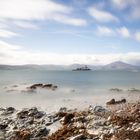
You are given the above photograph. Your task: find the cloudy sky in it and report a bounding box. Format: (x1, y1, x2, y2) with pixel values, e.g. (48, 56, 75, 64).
(0, 0, 140, 65)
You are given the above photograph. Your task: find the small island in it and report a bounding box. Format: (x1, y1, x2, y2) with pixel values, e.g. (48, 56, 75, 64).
(72, 65, 91, 71)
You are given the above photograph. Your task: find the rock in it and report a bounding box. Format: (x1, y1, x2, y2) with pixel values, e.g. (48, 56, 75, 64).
(42, 84, 53, 88)
(59, 107, 67, 112)
(106, 98, 126, 105)
(0, 108, 5, 111)
(93, 106, 107, 113)
(17, 110, 29, 119)
(63, 113, 75, 125)
(10, 130, 31, 140)
(34, 127, 49, 137)
(28, 107, 44, 119)
(69, 134, 84, 140)
(17, 107, 45, 119)
(106, 99, 115, 105)
(45, 122, 53, 126)
(1, 107, 15, 115)
(29, 83, 43, 89)
(110, 88, 123, 92)
(0, 124, 8, 130)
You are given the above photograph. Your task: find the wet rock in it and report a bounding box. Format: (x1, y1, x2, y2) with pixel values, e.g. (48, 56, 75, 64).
(110, 88, 123, 92)
(106, 99, 115, 105)
(29, 83, 43, 89)
(106, 98, 126, 105)
(42, 84, 53, 88)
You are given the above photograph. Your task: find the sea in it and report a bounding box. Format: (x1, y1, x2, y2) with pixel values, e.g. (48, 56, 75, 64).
(0, 70, 140, 112)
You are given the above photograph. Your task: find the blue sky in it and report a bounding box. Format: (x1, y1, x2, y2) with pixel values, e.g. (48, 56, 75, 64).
(0, 0, 140, 65)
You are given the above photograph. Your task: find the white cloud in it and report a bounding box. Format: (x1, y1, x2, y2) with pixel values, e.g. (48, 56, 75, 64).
(0, 29, 19, 38)
(0, 0, 87, 26)
(131, 6, 140, 19)
(110, 0, 140, 19)
(110, 0, 130, 9)
(13, 21, 38, 29)
(116, 27, 130, 38)
(97, 26, 114, 36)
(96, 26, 140, 43)
(88, 7, 119, 23)
(0, 40, 140, 65)
(134, 32, 140, 42)
(50, 14, 87, 26)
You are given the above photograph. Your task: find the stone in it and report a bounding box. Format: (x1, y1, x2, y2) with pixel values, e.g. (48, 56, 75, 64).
(34, 127, 49, 137)
(93, 106, 107, 113)
(63, 113, 75, 125)
(1, 107, 15, 115)
(0, 124, 8, 130)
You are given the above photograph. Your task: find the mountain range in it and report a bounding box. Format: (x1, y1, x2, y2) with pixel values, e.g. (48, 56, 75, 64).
(0, 61, 140, 71)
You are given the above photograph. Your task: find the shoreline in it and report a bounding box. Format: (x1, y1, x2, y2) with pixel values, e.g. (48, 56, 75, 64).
(0, 100, 140, 140)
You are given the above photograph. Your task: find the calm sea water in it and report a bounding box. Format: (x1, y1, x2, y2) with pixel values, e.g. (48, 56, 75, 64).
(0, 70, 140, 111)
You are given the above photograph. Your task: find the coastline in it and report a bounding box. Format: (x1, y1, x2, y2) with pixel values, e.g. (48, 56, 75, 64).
(0, 100, 140, 140)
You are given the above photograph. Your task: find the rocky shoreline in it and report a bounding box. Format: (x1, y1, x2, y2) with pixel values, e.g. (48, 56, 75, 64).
(0, 101, 140, 140)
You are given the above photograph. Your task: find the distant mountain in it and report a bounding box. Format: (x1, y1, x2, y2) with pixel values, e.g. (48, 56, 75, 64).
(0, 61, 140, 71)
(101, 61, 140, 71)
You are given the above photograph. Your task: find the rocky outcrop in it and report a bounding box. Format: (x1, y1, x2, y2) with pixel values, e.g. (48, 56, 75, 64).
(28, 83, 58, 91)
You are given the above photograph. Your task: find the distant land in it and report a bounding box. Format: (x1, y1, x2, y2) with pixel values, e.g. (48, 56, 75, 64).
(0, 61, 140, 71)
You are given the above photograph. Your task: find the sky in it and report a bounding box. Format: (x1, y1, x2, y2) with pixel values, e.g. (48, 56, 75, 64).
(0, 0, 140, 65)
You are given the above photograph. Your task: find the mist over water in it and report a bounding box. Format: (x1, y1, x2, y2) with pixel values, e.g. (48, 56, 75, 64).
(0, 70, 140, 111)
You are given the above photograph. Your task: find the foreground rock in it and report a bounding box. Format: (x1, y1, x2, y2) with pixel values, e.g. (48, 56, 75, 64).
(0, 101, 140, 140)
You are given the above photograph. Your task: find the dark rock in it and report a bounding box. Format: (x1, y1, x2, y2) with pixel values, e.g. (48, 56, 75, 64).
(106, 99, 116, 105)
(1, 107, 15, 115)
(17, 108, 44, 119)
(59, 107, 67, 113)
(94, 106, 107, 113)
(29, 83, 43, 89)
(0, 124, 8, 130)
(42, 84, 53, 88)
(63, 113, 75, 125)
(28, 107, 44, 119)
(34, 127, 49, 137)
(106, 99, 126, 105)
(17, 110, 29, 119)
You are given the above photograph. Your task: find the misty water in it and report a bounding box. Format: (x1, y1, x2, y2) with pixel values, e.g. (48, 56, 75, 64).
(0, 70, 140, 112)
